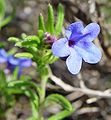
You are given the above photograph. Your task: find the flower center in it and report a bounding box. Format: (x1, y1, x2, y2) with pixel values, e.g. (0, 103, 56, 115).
(68, 40, 75, 47)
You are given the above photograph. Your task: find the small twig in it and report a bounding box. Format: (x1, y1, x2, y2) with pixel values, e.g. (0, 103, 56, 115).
(50, 74, 78, 91)
(46, 83, 61, 90)
(74, 107, 99, 115)
(86, 97, 100, 104)
(66, 92, 84, 101)
(49, 73, 111, 98)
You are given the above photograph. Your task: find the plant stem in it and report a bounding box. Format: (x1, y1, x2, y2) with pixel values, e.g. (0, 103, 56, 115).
(38, 65, 50, 119)
(38, 71, 48, 120)
(40, 75, 48, 104)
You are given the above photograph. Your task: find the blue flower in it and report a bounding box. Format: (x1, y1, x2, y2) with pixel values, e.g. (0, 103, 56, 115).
(7, 56, 32, 78)
(52, 22, 102, 74)
(0, 49, 32, 77)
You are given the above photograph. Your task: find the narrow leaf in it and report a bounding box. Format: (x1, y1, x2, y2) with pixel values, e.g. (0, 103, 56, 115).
(15, 52, 33, 58)
(7, 80, 40, 96)
(26, 35, 40, 43)
(12, 67, 19, 80)
(45, 94, 73, 111)
(55, 4, 64, 36)
(8, 37, 20, 43)
(48, 110, 72, 120)
(0, 7, 15, 28)
(0, 70, 6, 89)
(45, 94, 74, 120)
(38, 14, 46, 31)
(21, 40, 38, 47)
(46, 4, 54, 34)
(0, 0, 5, 21)
(7, 86, 39, 119)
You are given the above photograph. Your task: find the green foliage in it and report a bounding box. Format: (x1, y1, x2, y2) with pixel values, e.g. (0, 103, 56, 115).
(8, 32, 58, 70)
(8, 4, 64, 68)
(38, 3, 64, 36)
(45, 94, 74, 120)
(0, 70, 15, 117)
(7, 80, 39, 119)
(0, 70, 39, 119)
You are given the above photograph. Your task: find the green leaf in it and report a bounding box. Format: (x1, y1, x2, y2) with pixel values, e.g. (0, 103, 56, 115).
(7, 85, 39, 119)
(21, 40, 38, 47)
(19, 75, 31, 81)
(0, 70, 6, 89)
(45, 94, 73, 111)
(26, 36, 40, 43)
(48, 110, 72, 120)
(0, 7, 15, 28)
(7, 80, 40, 119)
(55, 4, 64, 36)
(45, 94, 74, 120)
(7, 87, 26, 94)
(21, 33, 27, 39)
(0, 0, 5, 22)
(47, 55, 58, 64)
(46, 4, 54, 34)
(37, 30, 44, 39)
(15, 52, 33, 58)
(7, 80, 40, 98)
(15, 41, 22, 47)
(15, 36, 40, 47)
(12, 67, 19, 80)
(24, 90, 39, 111)
(8, 37, 20, 43)
(41, 50, 58, 64)
(38, 14, 46, 32)
(8, 47, 17, 55)
(0, 41, 5, 48)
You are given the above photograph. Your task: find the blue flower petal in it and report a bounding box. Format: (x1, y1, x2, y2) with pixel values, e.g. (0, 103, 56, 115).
(52, 38, 70, 57)
(75, 42, 102, 63)
(66, 48, 82, 74)
(66, 22, 84, 40)
(0, 49, 7, 63)
(19, 58, 32, 67)
(81, 23, 100, 42)
(0, 49, 7, 57)
(65, 30, 71, 39)
(0, 58, 7, 63)
(8, 56, 19, 65)
(66, 21, 84, 33)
